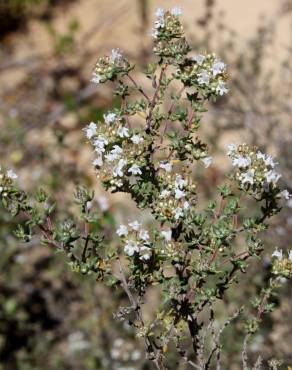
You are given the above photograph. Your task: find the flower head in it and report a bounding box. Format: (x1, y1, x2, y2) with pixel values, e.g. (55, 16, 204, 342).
(112, 159, 127, 177)
(198, 70, 210, 85)
(128, 220, 141, 231)
(117, 127, 129, 138)
(212, 60, 226, 76)
(91, 72, 102, 84)
(216, 81, 228, 96)
(117, 224, 128, 237)
(155, 8, 165, 18)
(192, 54, 205, 65)
(124, 240, 139, 256)
(201, 156, 213, 168)
(227, 143, 237, 155)
(6, 169, 18, 180)
(171, 6, 182, 16)
(175, 188, 185, 199)
(279, 189, 290, 200)
(272, 248, 283, 261)
(131, 135, 143, 144)
(266, 170, 281, 184)
(161, 229, 172, 241)
(159, 162, 173, 173)
(104, 112, 118, 125)
(139, 229, 149, 241)
(173, 207, 183, 220)
(128, 164, 142, 176)
(84, 122, 97, 139)
(241, 170, 254, 185)
(110, 48, 122, 63)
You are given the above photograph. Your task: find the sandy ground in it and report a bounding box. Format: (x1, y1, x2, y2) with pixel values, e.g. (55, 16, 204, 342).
(1, 0, 291, 90)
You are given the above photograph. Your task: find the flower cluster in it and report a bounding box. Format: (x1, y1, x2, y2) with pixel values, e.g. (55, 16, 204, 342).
(116, 221, 152, 261)
(0, 167, 18, 196)
(177, 53, 228, 97)
(84, 115, 146, 190)
(271, 248, 292, 278)
(152, 7, 190, 58)
(227, 143, 289, 198)
(152, 7, 183, 39)
(91, 49, 132, 84)
(154, 169, 197, 223)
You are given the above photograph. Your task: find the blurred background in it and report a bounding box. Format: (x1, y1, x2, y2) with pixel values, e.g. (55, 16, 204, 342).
(0, 0, 291, 369)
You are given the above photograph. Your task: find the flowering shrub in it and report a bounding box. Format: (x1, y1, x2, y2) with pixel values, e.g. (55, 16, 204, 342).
(1, 7, 291, 370)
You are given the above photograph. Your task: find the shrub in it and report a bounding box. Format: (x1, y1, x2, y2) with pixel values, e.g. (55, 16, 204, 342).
(1, 7, 291, 370)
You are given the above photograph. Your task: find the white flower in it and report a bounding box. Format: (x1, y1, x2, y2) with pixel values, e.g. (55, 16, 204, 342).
(183, 201, 190, 210)
(256, 151, 266, 160)
(140, 254, 151, 261)
(266, 170, 281, 184)
(131, 135, 143, 144)
(160, 189, 170, 199)
(117, 127, 129, 138)
(128, 220, 141, 231)
(216, 81, 228, 96)
(175, 188, 185, 199)
(227, 143, 237, 155)
(161, 229, 172, 241)
(192, 54, 205, 65)
(171, 6, 182, 16)
(92, 155, 103, 167)
(116, 224, 128, 237)
(152, 9, 165, 38)
(113, 158, 127, 177)
(264, 155, 277, 168)
(272, 248, 283, 261)
(110, 48, 122, 63)
(104, 112, 117, 124)
(232, 155, 251, 168)
(128, 164, 142, 175)
(112, 145, 123, 154)
(289, 250, 292, 262)
(84, 122, 97, 139)
(6, 169, 18, 179)
(155, 8, 165, 17)
(97, 196, 109, 212)
(201, 156, 213, 168)
(155, 8, 164, 18)
(278, 189, 290, 200)
(105, 153, 117, 162)
(151, 29, 159, 39)
(241, 170, 254, 185)
(173, 207, 183, 220)
(175, 175, 187, 189)
(212, 60, 226, 76)
(124, 240, 139, 256)
(159, 161, 172, 172)
(93, 137, 108, 153)
(198, 70, 210, 85)
(91, 72, 102, 84)
(105, 145, 123, 161)
(139, 246, 151, 261)
(139, 229, 149, 241)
